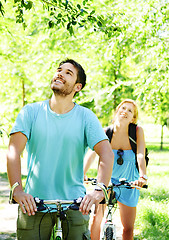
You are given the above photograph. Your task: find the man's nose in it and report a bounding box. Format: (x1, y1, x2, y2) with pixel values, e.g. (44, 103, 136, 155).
(57, 71, 63, 78)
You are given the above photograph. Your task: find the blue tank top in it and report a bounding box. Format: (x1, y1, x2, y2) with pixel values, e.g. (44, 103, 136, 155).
(111, 149, 140, 207)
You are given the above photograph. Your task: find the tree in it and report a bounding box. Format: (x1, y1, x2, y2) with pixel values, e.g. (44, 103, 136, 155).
(0, 0, 168, 146)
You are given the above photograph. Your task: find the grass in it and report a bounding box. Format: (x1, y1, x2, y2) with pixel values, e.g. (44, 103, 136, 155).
(134, 146, 169, 240)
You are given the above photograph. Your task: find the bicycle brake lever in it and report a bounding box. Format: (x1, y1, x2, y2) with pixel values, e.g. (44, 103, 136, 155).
(34, 197, 46, 211)
(142, 185, 148, 189)
(69, 197, 83, 211)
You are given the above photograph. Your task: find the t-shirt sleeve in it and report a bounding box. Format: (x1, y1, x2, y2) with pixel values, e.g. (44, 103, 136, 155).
(84, 109, 108, 150)
(10, 104, 34, 140)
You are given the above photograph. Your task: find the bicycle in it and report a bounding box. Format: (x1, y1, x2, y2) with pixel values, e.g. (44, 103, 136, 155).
(34, 196, 84, 240)
(10, 179, 147, 240)
(10, 195, 84, 240)
(86, 178, 148, 240)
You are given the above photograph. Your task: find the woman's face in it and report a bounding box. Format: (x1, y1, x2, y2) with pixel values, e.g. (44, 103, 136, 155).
(116, 102, 135, 124)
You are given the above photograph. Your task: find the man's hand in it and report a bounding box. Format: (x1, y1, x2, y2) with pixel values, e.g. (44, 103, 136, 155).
(13, 189, 37, 216)
(79, 190, 104, 215)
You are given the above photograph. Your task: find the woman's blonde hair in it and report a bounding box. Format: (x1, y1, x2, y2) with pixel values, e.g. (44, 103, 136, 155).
(114, 99, 138, 124)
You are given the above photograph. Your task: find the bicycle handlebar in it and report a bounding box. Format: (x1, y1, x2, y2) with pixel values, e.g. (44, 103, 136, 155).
(34, 197, 83, 211)
(86, 177, 148, 189)
(85, 177, 148, 205)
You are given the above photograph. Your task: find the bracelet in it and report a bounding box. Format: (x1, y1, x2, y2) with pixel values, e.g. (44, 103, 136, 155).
(140, 175, 148, 180)
(9, 182, 20, 204)
(94, 183, 107, 191)
(95, 182, 109, 205)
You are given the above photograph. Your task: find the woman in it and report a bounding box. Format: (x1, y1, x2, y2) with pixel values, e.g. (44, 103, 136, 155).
(84, 99, 148, 240)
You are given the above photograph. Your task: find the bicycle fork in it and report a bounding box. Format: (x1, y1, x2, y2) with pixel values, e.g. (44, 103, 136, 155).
(102, 205, 116, 240)
(54, 205, 67, 240)
(54, 216, 62, 239)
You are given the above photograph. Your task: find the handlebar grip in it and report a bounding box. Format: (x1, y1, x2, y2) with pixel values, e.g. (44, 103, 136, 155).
(142, 184, 148, 189)
(87, 177, 96, 181)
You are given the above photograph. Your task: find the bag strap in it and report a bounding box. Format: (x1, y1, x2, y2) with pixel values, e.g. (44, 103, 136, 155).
(128, 123, 137, 154)
(105, 126, 113, 143)
(105, 124, 137, 153)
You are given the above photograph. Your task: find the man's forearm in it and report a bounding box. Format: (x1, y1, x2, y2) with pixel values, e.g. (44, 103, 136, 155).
(7, 151, 23, 191)
(97, 150, 114, 187)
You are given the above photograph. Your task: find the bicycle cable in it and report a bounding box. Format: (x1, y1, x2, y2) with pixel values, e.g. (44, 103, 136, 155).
(39, 205, 54, 240)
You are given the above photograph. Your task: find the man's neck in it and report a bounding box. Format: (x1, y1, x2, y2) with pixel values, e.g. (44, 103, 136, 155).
(49, 94, 75, 114)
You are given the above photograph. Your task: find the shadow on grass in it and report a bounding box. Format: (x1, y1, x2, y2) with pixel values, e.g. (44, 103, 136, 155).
(135, 208, 169, 240)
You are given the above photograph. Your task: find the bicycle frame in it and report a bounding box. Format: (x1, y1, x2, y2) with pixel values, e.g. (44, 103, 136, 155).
(101, 185, 117, 240)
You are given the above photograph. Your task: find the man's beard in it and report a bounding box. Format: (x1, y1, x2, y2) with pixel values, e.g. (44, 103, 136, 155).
(51, 82, 75, 97)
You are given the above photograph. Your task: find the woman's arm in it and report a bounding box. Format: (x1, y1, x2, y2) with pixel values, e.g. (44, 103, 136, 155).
(136, 126, 148, 186)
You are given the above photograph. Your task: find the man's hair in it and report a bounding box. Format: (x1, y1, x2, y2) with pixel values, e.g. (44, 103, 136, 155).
(59, 59, 86, 90)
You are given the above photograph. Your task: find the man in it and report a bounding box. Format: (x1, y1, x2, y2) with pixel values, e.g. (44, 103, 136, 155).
(7, 59, 114, 240)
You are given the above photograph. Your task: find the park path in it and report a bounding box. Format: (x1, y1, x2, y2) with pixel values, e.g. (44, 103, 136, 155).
(0, 175, 17, 239)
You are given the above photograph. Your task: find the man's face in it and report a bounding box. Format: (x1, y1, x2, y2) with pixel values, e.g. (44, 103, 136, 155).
(51, 63, 80, 96)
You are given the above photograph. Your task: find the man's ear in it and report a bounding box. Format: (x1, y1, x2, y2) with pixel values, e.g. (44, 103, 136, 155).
(75, 83, 82, 93)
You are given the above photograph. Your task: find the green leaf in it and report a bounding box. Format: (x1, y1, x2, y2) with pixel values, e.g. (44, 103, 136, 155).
(48, 20, 54, 28)
(77, 4, 81, 10)
(97, 21, 102, 27)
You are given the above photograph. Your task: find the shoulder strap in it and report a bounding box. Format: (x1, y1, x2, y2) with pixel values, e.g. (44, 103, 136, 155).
(105, 126, 113, 143)
(128, 123, 137, 154)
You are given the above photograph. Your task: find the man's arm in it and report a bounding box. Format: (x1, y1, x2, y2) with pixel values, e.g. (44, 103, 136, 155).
(80, 139, 114, 215)
(7, 132, 37, 216)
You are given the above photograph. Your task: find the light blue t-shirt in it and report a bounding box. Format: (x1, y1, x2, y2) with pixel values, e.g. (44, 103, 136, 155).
(11, 100, 107, 200)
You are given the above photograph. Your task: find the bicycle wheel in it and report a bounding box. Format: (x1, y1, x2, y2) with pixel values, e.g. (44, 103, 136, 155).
(105, 226, 114, 240)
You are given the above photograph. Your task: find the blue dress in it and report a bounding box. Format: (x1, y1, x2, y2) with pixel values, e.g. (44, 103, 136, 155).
(111, 149, 140, 207)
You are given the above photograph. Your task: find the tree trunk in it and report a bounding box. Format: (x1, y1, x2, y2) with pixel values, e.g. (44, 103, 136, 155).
(160, 125, 163, 150)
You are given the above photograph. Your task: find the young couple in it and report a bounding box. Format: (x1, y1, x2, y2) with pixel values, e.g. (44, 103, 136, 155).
(7, 59, 147, 240)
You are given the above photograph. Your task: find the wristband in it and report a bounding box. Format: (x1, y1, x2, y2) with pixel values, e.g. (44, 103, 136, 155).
(94, 183, 107, 191)
(9, 182, 20, 204)
(95, 182, 109, 205)
(140, 175, 148, 180)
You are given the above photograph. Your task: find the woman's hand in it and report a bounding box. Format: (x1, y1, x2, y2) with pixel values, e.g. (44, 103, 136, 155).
(132, 177, 147, 188)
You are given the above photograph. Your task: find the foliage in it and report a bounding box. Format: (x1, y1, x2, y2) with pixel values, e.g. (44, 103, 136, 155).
(0, 0, 120, 35)
(0, 0, 169, 138)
